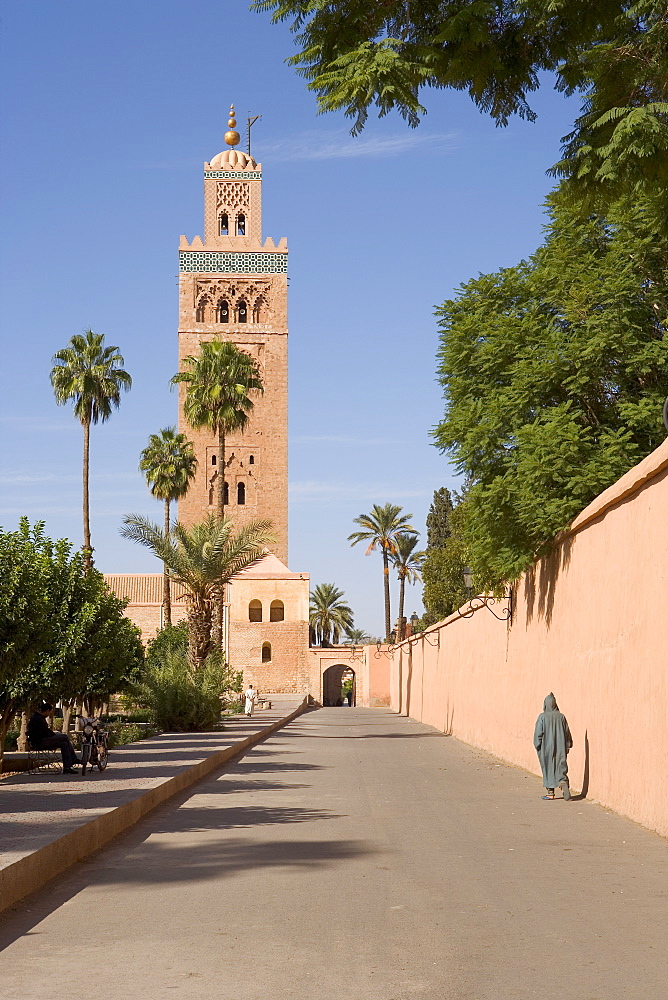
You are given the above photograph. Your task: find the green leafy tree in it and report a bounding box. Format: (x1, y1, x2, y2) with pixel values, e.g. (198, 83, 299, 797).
(255, 0, 668, 225)
(392, 533, 425, 638)
(0, 520, 143, 761)
(120, 513, 273, 669)
(309, 583, 354, 646)
(426, 488, 454, 549)
(348, 503, 416, 640)
(422, 500, 469, 625)
(139, 428, 198, 626)
(432, 195, 668, 589)
(171, 339, 263, 521)
(0, 520, 51, 759)
(50, 330, 132, 572)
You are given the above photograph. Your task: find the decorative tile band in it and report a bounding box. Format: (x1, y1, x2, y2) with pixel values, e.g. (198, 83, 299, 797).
(179, 251, 287, 273)
(204, 171, 262, 180)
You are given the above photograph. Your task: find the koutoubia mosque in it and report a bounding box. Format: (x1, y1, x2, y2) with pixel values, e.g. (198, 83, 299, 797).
(106, 109, 376, 705)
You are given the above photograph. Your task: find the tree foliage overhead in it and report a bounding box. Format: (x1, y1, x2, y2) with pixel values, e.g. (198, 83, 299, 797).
(432, 195, 668, 588)
(255, 0, 668, 222)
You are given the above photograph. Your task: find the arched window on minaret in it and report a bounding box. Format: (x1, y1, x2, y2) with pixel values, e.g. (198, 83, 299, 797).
(219, 213, 229, 235)
(237, 300, 248, 324)
(217, 299, 229, 323)
(223, 482, 229, 505)
(196, 296, 209, 323)
(237, 482, 246, 505)
(252, 296, 266, 324)
(249, 455, 254, 465)
(211, 455, 217, 466)
(236, 213, 246, 236)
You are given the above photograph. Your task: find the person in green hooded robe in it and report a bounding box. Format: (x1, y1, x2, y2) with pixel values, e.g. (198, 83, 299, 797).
(533, 693, 573, 800)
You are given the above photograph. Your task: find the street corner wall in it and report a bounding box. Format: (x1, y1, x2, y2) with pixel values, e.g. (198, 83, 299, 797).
(391, 439, 668, 838)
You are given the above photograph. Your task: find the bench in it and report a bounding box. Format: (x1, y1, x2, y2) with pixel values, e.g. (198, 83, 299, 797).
(26, 741, 62, 774)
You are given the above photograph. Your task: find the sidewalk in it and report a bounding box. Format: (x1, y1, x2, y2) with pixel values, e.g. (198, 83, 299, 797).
(0, 697, 306, 913)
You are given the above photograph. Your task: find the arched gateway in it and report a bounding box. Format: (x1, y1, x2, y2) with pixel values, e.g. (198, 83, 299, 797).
(322, 664, 356, 707)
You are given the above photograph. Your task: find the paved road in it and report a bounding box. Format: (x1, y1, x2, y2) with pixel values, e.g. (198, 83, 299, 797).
(0, 709, 666, 999)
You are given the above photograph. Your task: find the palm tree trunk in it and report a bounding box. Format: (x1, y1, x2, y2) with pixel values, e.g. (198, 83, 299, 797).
(82, 417, 92, 572)
(398, 575, 406, 641)
(382, 547, 391, 640)
(215, 425, 226, 648)
(163, 499, 172, 627)
(188, 599, 213, 670)
(217, 425, 226, 520)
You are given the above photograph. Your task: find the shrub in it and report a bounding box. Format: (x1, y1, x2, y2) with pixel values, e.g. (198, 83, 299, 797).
(106, 721, 160, 747)
(135, 649, 228, 732)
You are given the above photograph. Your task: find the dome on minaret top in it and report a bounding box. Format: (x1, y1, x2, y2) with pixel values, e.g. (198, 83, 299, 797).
(204, 103, 259, 172)
(206, 147, 258, 171)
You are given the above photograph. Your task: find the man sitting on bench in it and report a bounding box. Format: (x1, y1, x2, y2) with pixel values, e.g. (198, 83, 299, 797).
(28, 703, 81, 774)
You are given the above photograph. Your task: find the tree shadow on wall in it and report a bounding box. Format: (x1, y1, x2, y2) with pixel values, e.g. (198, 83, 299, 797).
(523, 532, 575, 629)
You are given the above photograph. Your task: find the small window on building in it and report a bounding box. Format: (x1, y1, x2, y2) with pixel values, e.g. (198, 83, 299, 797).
(219, 213, 229, 235)
(223, 481, 229, 505)
(237, 481, 246, 505)
(236, 214, 246, 236)
(270, 600, 284, 622)
(211, 455, 217, 466)
(249, 455, 254, 465)
(238, 300, 247, 324)
(249, 600, 262, 623)
(218, 299, 229, 323)
(261, 642, 271, 663)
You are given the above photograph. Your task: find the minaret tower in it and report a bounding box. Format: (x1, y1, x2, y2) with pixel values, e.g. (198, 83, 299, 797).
(177, 107, 289, 564)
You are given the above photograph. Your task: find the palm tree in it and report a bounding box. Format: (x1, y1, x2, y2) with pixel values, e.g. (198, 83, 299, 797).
(50, 330, 132, 572)
(392, 533, 426, 640)
(171, 339, 263, 520)
(120, 513, 273, 669)
(309, 583, 354, 647)
(348, 503, 416, 640)
(344, 627, 371, 645)
(139, 428, 198, 626)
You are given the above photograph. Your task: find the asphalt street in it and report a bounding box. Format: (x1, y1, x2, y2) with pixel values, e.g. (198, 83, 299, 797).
(0, 708, 666, 999)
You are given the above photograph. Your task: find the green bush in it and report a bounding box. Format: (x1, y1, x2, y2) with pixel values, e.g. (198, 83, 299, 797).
(106, 721, 160, 747)
(135, 649, 228, 732)
(5, 730, 19, 752)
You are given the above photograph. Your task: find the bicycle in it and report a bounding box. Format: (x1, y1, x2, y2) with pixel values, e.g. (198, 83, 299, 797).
(77, 715, 110, 775)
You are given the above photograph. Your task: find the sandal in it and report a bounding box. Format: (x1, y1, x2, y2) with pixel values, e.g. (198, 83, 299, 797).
(541, 793, 556, 800)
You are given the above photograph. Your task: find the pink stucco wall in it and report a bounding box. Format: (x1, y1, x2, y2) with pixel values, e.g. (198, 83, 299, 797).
(390, 440, 668, 837)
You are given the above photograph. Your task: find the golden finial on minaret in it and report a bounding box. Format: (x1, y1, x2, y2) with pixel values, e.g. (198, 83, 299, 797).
(225, 105, 240, 147)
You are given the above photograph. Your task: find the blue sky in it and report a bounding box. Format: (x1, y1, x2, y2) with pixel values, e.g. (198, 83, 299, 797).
(0, 1, 578, 636)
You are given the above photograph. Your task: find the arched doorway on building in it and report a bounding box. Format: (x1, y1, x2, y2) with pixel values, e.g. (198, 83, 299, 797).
(322, 664, 356, 706)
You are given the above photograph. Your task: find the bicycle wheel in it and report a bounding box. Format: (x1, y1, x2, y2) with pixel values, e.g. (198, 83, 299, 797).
(97, 745, 109, 771)
(80, 743, 91, 776)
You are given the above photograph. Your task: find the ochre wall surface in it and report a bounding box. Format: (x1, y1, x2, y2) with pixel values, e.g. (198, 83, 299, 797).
(390, 440, 668, 838)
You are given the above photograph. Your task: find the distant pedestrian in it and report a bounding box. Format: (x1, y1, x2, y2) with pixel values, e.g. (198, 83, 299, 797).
(534, 693, 573, 800)
(244, 685, 257, 718)
(27, 703, 80, 775)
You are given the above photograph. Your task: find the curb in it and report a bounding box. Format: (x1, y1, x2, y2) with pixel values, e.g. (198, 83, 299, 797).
(0, 698, 308, 915)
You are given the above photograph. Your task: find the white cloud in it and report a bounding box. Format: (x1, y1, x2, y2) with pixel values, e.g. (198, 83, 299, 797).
(261, 130, 460, 163)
